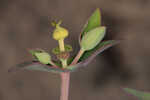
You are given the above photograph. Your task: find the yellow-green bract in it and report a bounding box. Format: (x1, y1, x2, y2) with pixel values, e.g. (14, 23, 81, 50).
(80, 26, 106, 51)
(35, 52, 51, 64)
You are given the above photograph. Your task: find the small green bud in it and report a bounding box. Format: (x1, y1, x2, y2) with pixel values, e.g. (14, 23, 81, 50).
(80, 26, 106, 51)
(29, 50, 51, 64)
(35, 52, 51, 64)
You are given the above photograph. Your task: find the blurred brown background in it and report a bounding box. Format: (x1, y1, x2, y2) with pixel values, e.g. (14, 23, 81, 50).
(0, 0, 150, 100)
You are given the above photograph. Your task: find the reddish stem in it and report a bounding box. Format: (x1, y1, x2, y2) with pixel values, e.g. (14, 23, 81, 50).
(60, 72, 70, 100)
(71, 49, 84, 65)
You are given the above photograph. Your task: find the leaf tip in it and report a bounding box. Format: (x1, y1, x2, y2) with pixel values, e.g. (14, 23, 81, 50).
(95, 8, 100, 12)
(95, 8, 101, 16)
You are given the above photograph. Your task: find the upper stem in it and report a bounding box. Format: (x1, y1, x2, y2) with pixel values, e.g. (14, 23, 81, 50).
(60, 47, 70, 100)
(71, 49, 84, 65)
(61, 59, 68, 68)
(60, 72, 70, 100)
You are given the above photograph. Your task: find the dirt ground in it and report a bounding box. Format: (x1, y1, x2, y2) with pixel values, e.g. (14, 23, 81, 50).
(0, 0, 150, 100)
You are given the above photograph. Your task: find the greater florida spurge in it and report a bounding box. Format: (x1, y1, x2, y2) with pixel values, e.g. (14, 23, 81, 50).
(9, 8, 119, 100)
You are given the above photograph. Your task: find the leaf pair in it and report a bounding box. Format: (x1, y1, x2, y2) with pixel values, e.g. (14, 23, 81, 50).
(78, 8, 118, 63)
(79, 8, 101, 41)
(80, 8, 104, 51)
(8, 40, 118, 73)
(29, 49, 52, 65)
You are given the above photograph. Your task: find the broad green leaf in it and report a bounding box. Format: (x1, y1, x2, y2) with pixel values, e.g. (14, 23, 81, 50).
(29, 49, 51, 64)
(79, 40, 119, 61)
(35, 52, 51, 64)
(124, 88, 150, 100)
(67, 40, 119, 71)
(80, 26, 106, 51)
(79, 8, 101, 41)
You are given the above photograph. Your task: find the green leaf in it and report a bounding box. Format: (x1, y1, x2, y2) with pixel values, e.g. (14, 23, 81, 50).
(79, 8, 101, 41)
(29, 49, 51, 64)
(80, 26, 106, 51)
(124, 88, 150, 100)
(79, 40, 119, 61)
(35, 52, 51, 64)
(29, 49, 42, 59)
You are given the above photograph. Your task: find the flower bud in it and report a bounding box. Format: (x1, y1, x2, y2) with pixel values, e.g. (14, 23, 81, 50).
(35, 52, 51, 64)
(80, 26, 106, 51)
(29, 50, 51, 64)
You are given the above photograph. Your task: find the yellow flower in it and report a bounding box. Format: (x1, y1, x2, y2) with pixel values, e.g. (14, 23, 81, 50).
(52, 21, 69, 52)
(53, 22, 68, 41)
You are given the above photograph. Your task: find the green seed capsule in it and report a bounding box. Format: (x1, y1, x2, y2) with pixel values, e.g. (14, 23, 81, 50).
(80, 26, 106, 51)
